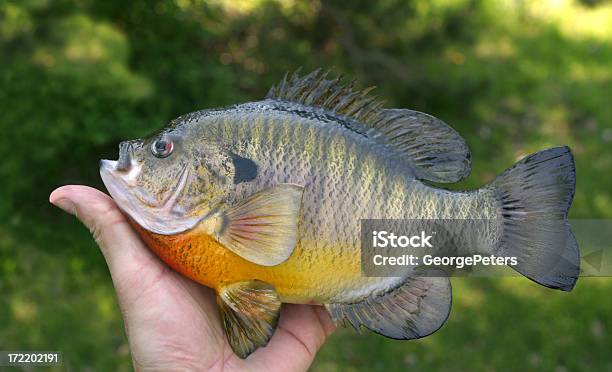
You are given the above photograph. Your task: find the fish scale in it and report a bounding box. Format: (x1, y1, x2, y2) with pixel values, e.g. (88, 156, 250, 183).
(186, 102, 496, 302)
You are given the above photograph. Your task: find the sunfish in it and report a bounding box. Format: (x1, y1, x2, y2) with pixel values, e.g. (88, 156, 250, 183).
(100, 70, 579, 358)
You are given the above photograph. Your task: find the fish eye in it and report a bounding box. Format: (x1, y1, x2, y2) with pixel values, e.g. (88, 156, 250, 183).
(151, 137, 173, 158)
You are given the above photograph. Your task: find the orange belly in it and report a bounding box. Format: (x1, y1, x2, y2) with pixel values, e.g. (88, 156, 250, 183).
(132, 221, 362, 303)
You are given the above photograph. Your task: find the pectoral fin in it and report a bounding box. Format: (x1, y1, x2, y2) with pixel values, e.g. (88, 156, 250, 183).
(217, 280, 281, 358)
(204, 184, 304, 266)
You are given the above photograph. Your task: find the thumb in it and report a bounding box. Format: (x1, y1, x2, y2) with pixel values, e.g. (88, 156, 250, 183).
(49, 185, 162, 287)
(50, 185, 128, 245)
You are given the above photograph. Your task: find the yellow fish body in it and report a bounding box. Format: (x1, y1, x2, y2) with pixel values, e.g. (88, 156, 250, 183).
(100, 70, 579, 358)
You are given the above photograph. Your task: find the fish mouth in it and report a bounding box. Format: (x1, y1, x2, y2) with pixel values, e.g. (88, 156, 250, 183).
(99, 159, 201, 235)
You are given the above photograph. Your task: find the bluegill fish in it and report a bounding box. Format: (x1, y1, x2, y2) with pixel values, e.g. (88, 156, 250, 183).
(99, 70, 579, 358)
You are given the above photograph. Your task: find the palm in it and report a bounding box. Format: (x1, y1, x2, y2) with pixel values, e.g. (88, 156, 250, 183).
(50, 186, 334, 372)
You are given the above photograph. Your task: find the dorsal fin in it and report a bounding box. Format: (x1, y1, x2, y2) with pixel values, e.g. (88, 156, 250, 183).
(266, 70, 471, 183)
(376, 109, 471, 183)
(266, 69, 384, 124)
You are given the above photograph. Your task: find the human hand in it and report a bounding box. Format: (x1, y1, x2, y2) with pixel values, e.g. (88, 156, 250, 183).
(50, 185, 335, 371)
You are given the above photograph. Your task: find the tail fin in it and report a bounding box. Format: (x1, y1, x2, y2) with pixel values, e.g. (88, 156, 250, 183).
(487, 146, 579, 291)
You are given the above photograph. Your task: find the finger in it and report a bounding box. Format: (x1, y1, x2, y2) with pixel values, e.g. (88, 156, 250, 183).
(49, 185, 165, 288)
(278, 304, 335, 353)
(247, 304, 335, 371)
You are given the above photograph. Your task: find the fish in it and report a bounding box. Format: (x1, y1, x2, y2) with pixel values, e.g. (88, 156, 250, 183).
(99, 70, 580, 358)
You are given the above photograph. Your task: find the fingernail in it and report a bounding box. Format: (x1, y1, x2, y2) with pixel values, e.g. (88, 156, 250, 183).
(51, 198, 76, 216)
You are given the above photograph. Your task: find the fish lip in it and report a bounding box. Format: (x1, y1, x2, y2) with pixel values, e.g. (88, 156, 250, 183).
(100, 159, 118, 170)
(99, 160, 132, 207)
(116, 142, 133, 171)
(99, 160, 158, 231)
(99, 160, 200, 235)
(99, 159, 189, 210)
(99, 159, 145, 214)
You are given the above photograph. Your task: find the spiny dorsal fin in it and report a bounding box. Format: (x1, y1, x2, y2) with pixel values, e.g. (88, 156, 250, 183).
(325, 275, 451, 339)
(266, 70, 471, 183)
(266, 69, 384, 124)
(217, 280, 281, 358)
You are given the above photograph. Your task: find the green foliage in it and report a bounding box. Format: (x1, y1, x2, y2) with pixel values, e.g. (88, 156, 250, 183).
(1, 0, 611, 370)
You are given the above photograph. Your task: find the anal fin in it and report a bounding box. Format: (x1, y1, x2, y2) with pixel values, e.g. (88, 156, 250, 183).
(325, 276, 451, 339)
(217, 280, 281, 358)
